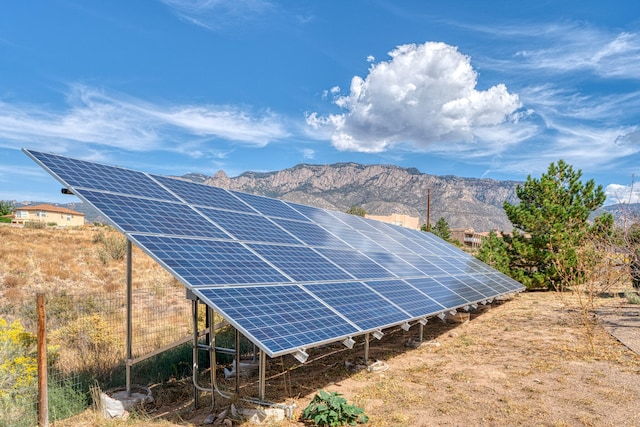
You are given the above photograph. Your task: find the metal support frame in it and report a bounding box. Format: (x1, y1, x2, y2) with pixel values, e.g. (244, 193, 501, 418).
(125, 240, 132, 397)
(363, 333, 370, 363)
(192, 298, 200, 409)
(235, 329, 241, 394)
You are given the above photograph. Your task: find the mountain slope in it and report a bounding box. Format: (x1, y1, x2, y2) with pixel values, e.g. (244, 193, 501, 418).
(204, 163, 520, 231)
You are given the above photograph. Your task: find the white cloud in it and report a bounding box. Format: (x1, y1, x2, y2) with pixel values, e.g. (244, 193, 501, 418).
(307, 42, 521, 154)
(0, 83, 289, 154)
(301, 148, 315, 160)
(605, 183, 640, 205)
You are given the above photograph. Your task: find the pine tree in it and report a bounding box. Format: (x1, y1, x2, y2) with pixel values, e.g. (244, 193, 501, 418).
(503, 160, 612, 289)
(432, 217, 451, 241)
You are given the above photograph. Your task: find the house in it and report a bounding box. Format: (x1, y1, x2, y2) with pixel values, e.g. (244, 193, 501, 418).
(365, 213, 420, 230)
(12, 204, 85, 227)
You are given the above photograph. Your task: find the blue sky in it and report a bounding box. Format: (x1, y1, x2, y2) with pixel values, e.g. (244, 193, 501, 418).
(1, 1, 639, 206)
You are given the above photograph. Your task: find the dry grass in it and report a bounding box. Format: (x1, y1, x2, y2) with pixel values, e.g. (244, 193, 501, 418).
(0, 224, 193, 374)
(52, 289, 640, 427)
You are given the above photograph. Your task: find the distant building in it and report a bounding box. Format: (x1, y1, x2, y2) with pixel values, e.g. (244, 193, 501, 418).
(450, 227, 485, 248)
(450, 227, 508, 249)
(365, 213, 420, 230)
(12, 204, 85, 227)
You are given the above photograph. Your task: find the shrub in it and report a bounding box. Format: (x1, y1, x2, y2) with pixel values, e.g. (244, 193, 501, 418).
(24, 221, 46, 229)
(95, 232, 127, 264)
(301, 390, 369, 426)
(625, 290, 640, 305)
(0, 318, 38, 427)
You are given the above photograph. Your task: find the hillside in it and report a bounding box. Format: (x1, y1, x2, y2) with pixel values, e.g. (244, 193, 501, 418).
(204, 163, 521, 231)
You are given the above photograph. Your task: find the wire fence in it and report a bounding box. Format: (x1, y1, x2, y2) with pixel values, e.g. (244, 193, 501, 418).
(1, 283, 197, 426)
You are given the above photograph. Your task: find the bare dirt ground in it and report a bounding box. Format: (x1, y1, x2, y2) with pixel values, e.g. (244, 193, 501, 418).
(57, 290, 640, 427)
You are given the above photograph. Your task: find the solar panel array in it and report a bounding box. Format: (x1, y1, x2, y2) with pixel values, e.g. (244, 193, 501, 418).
(24, 148, 525, 358)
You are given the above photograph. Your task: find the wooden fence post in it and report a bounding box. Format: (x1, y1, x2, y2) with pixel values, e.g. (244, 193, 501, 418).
(37, 293, 48, 427)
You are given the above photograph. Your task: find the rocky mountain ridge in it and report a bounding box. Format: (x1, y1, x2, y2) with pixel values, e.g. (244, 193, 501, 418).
(203, 162, 521, 231)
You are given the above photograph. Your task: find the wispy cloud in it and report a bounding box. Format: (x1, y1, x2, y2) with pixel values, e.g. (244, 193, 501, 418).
(0, 83, 289, 156)
(159, 0, 276, 31)
(473, 22, 640, 80)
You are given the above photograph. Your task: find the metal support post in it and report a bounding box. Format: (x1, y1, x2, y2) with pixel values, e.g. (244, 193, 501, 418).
(192, 298, 199, 409)
(126, 240, 132, 397)
(235, 329, 241, 394)
(363, 333, 370, 363)
(258, 350, 266, 400)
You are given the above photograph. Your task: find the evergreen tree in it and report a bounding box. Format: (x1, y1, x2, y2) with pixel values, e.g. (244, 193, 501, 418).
(0, 200, 13, 216)
(503, 160, 612, 289)
(346, 205, 367, 217)
(476, 231, 511, 276)
(431, 217, 451, 241)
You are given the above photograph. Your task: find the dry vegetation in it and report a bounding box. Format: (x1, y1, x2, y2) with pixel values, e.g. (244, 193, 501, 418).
(0, 224, 192, 373)
(2, 225, 640, 427)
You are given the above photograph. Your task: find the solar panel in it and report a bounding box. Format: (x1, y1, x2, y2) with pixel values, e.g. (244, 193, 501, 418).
(197, 285, 359, 356)
(364, 279, 445, 318)
(313, 248, 392, 280)
(231, 190, 308, 221)
(80, 190, 230, 238)
(270, 217, 350, 248)
(129, 234, 290, 286)
(248, 243, 353, 282)
(152, 174, 255, 213)
(304, 281, 410, 331)
(28, 150, 180, 201)
(198, 207, 301, 245)
(23, 148, 525, 358)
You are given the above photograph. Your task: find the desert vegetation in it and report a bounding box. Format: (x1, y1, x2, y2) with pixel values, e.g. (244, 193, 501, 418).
(0, 224, 195, 426)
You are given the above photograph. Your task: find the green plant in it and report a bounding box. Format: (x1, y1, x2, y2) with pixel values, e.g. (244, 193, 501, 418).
(431, 216, 451, 241)
(24, 220, 46, 229)
(625, 290, 640, 304)
(502, 160, 612, 290)
(302, 390, 368, 426)
(0, 318, 38, 427)
(95, 232, 127, 264)
(0, 200, 14, 216)
(346, 206, 366, 217)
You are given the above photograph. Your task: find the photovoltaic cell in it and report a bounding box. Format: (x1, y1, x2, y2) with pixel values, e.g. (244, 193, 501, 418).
(271, 217, 350, 248)
(28, 150, 179, 201)
(231, 190, 308, 221)
(365, 279, 445, 317)
(406, 277, 470, 309)
(304, 282, 409, 331)
(199, 207, 301, 245)
(24, 148, 526, 359)
(130, 234, 290, 286)
(433, 276, 488, 302)
(314, 248, 392, 280)
(79, 190, 229, 238)
(152, 175, 255, 213)
(248, 243, 352, 282)
(196, 285, 359, 356)
(365, 252, 425, 278)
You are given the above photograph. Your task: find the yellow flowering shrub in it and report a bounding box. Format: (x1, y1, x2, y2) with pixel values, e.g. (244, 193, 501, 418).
(0, 318, 37, 396)
(0, 318, 38, 426)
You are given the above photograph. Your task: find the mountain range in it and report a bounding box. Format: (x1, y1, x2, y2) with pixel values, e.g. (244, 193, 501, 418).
(202, 162, 521, 231)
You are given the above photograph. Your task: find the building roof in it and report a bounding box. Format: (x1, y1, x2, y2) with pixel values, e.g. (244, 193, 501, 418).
(15, 204, 83, 216)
